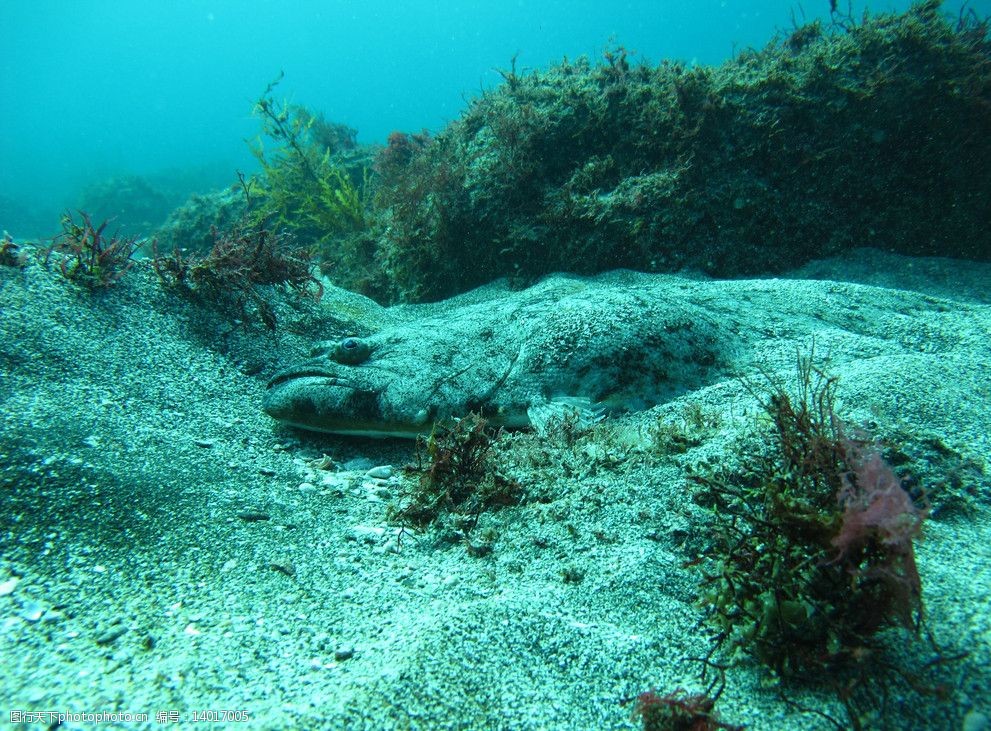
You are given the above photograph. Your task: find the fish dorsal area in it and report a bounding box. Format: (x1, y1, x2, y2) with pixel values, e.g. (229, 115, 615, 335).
(264, 271, 726, 437)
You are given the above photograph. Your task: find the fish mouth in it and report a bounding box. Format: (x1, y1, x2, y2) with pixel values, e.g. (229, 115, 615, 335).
(263, 373, 423, 437)
(263, 374, 365, 418)
(267, 367, 340, 390)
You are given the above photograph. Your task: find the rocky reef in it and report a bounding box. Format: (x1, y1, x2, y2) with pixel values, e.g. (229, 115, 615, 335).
(364, 2, 990, 302)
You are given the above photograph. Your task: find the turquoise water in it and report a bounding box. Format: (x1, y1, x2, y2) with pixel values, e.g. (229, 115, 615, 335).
(1, 0, 984, 230)
(1, 4, 989, 728)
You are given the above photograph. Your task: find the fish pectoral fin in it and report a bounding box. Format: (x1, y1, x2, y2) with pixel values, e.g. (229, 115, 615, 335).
(527, 396, 605, 436)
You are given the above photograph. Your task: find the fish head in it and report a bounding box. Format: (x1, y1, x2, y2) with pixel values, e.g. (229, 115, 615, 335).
(263, 332, 523, 438)
(263, 335, 437, 438)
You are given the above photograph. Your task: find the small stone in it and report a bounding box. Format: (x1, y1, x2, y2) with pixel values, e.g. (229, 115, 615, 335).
(194, 439, 214, 449)
(0, 577, 19, 596)
(365, 465, 393, 480)
(334, 646, 354, 662)
(237, 511, 271, 522)
(95, 625, 128, 646)
(19, 601, 45, 622)
(258, 467, 277, 477)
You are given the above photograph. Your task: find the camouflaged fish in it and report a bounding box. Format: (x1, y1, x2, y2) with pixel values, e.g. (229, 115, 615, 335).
(263, 271, 727, 438)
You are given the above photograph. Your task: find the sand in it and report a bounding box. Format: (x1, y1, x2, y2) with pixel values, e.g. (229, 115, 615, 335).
(1, 247, 988, 730)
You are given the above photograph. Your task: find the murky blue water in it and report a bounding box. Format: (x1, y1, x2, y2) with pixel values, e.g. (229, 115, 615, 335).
(1, 0, 986, 235)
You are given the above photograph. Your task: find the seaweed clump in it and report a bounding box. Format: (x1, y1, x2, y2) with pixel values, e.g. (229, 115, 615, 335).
(623, 687, 743, 731)
(688, 351, 958, 728)
(42, 211, 141, 288)
(0, 232, 27, 268)
(391, 414, 521, 540)
(371, 2, 991, 302)
(152, 221, 321, 329)
(245, 74, 380, 292)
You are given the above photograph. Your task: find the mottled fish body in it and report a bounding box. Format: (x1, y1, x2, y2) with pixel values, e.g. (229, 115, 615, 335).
(264, 271, 725, 437)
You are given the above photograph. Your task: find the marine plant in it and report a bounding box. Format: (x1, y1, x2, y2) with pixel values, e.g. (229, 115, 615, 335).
(650, 402, 723, 457)
(622, 687, 743, 731)
(42, 211, 141, 288)
(687, 349, 959, 728)
(0, 232, 27, 268)
(391, 414, 521, 538)
(247, 75, 368, 252)
(371, 2, 991, 302)
(152, 221, 321, 329)
(373, 130, 432, 185)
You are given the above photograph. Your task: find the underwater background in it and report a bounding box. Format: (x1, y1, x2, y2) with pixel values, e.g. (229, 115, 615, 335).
(2, 2, 991, 730)
(0, 0, 985, 238)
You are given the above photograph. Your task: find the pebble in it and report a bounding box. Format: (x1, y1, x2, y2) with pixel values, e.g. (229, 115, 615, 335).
(362, 465, 397, 501)
(19, 601, 44, 622)
(95, 626, 128, 646)
(194, 439, 214, 449)
(334, 646, 355, 662)
(365, 465, 393, 480)
(0, 577, 19, 596)
(237, 511, 271, 522)
(18, 600, 58, 623)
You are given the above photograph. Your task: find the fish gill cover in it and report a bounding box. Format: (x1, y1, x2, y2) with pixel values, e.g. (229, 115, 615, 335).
(321, 0, 990, 303)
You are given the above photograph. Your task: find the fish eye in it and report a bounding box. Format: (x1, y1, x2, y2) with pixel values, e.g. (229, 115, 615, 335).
(332, 337, 371, 365)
